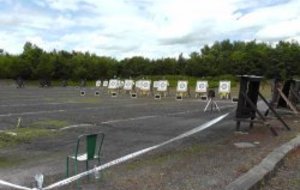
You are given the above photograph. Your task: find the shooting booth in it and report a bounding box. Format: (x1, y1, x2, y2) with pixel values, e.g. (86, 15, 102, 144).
(276, 79, 299, 114)
(235, 75, 290, 136)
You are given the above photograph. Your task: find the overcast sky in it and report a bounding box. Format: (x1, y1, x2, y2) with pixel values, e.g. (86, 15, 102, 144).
(0, 0, 300, 59)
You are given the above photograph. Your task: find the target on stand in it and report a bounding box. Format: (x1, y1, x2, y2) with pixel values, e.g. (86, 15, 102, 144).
(176, 81, 188, 92)
(103, 81, 108, 87)
(108, 79, 119, 89)
(153, 81, 160, 88)
(157, 80, 168, 92)
(95, 80, 101, 87)
(218, 81, 231, 93)
(195, 81, 208, 93)
(123, 80, 134, 91)
(140, 80, 151, 91)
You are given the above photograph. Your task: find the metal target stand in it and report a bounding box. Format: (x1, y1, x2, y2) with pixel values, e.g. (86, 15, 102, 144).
(204, 90, 220, 112)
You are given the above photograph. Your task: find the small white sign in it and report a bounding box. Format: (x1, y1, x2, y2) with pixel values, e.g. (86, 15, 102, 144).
(108, 79, 119, 89)
(219, 81, 231, 93)
(195, 81, 208, 93)
(123, 80, 134, 90)
(176, 81, 188, 92)
(140, 80, 151, 91)
(157, 80, 168, 92)
(153, 81, 160, 88)
(135, 80, 142, 89)
(95, 80, 101, 87)
(103, 80, 108, 87)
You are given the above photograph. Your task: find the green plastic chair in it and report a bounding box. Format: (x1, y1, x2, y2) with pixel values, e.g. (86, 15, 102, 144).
(66, 132, 105, 177)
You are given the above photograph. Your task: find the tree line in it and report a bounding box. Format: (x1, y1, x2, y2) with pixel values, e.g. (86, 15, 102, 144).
(0, 40, 299, 81)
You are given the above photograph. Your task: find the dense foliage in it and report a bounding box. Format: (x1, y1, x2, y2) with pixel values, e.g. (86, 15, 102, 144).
(0, 40, 299, 80)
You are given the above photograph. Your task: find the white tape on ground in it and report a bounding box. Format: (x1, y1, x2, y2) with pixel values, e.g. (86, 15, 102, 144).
(0, 180, 31, 190)
(59, 124, 94, 131)
(43, 112, 229, 190)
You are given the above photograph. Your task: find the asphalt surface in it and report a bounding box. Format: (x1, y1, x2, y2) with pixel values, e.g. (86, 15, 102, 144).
(0, 85, 237, 188)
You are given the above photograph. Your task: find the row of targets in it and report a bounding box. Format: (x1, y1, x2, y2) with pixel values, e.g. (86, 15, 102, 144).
(88, 79, 231, 100)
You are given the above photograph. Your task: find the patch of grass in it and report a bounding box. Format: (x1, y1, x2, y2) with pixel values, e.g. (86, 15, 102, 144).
(0, 156, 24, 168)
(30, 119, 69, 129)
(0, 127, 56, 148)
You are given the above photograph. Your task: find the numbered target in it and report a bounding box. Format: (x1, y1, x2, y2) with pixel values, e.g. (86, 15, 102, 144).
(140, 80, 151, 91)
(108, 79, 119, 89)
(195, 81, 208, 93)
(95, 80, 101, 87)
(157, 80, 168, 92)
(123, 80, 134, 90)
(103, 80, 108, 87)
(218, 81, 231, 93)
(176, 81, 188, 92)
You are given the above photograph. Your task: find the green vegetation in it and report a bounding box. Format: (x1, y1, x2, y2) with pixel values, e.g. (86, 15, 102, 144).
(0, 156, 24, 168)
(30, 119, 69, 129)
(0, 126, 59, 148)
(0, 40, 299, 82)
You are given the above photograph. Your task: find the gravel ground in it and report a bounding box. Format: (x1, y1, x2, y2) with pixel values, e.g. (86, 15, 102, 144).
(262, 145, 300, 190)
(0, 84, 298, 190)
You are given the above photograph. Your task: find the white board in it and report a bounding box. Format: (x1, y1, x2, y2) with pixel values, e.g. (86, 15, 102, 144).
(108, 79, 119, 89)
(153, 81, 160, 89)
(195, 81, 208, 93)
(123, 80, 134, 91)
(135, 80, 142, 89)
(219, 81, 231, 93)
(176, 81, 188, 92)
(95, 80, 101, 87)
(157, 80, 168, 92)
(140, 80, 151, 91)
(103, 80, 108, 87)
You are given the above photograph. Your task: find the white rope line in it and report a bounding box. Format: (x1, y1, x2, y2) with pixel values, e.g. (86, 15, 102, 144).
(0, 180, 32, 190)
(43, 112, 229, 190)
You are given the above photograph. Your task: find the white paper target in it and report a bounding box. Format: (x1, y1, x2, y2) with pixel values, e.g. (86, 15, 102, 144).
(123, 80, 134, 90)
(95, 80, 101, 87)
(157, 80, 168, 92)
(103, 80, 108, 87)
(140, 80, 151, 91)
(135, 80, 142, 89)
(108, 79, 119, 89)
(219, 81, 231, 93)
(195, 81, 208, 93)
(176, 81, 188, 92)
(153, 81, 160, 88)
